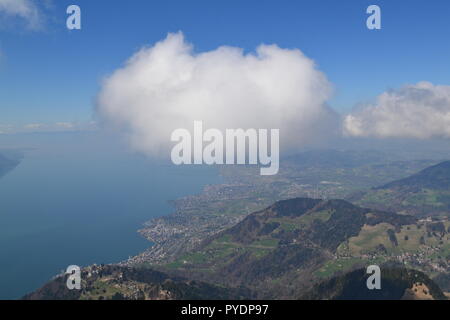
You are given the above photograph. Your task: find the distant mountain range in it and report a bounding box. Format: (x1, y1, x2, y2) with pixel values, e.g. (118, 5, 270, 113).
(351, 160, 450, 217)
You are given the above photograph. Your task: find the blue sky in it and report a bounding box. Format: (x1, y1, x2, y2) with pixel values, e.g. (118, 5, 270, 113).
(1, 0, 449, 129)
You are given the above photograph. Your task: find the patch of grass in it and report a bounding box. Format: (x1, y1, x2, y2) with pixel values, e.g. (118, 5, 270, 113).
(266, 210, 333, 232)
(80, 279, 124, 300)
(348, 223, 395, 255)
(402, 189, 447, 208)
(298, 210, 333, 226)
(251, 238, 279, 248)
(315, 257, 363, 278)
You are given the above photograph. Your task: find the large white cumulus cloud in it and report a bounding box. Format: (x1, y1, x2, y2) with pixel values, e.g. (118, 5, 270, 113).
(344, 82, 450, 139)
(97, 32, 338, 156)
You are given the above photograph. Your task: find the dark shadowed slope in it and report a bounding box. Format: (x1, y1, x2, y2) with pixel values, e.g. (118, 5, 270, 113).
(301, 267, 447, 300)
(378, 161, 450, 191)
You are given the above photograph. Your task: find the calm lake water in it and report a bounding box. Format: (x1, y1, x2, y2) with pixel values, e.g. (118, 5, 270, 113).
(0, 132, 220, 299)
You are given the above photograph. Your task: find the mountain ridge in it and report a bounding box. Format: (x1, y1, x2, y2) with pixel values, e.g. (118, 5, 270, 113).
(377, 160, 450, 191)
(155, 197, 426, 298)
(353, 160, 450, 216)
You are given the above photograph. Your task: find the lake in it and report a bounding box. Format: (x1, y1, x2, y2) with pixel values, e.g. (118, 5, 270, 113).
(0, 132, 220, 299)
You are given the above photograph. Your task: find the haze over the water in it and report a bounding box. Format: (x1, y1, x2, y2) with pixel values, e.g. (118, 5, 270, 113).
(0, 131, 220, 299)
